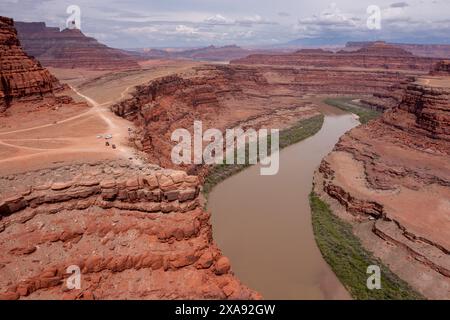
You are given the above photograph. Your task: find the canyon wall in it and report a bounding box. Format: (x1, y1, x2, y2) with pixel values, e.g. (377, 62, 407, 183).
(111, 65, 322, 171)
(111, 63, 416, 171)
(0, 17, 63, 112)
(0, 160, 259, 300)
(15, 22, 140, 71)
(315, 66, 450, 298)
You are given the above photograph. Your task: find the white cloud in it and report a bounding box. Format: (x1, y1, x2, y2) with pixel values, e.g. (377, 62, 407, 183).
(296, 3, 357, 28)
(175, 24, 198, 34)
(205, 14, 230, 24)
(1, 0, 449, 47)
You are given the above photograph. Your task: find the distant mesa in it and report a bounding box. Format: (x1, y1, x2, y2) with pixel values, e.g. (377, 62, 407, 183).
(15, 21, 140, 71)
(0, 16, 64, 112)
(346, 41, 450, 59)
(135, 48, 171, 59)
(232, 41, 440, 71)
(171, 45, 251, 61)
(294, 48, 333, 55)
(129, 44, 274, 62)
(341, 41, 414, 57)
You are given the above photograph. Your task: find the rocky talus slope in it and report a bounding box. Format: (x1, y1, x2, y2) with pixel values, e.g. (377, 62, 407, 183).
(15, 22, 139, 71)
(232, 42, 439, 71)
(0, 160, 259, 300)
(0, 17, 63, 112)
(315, 65, 450, 299)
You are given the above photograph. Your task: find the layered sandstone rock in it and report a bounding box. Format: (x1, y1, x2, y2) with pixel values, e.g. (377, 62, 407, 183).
(0, 160, 259, 300)
(232, 42, 439, 71)
(0, 17, 63, 112)
(361, 77, 415, 111)
(315, 71, 450, 298)
(107, 59, 425, 176)
(111, 63, 422, 173)
(111, 65, 321, 171)
(383, 82, 450, 141)
(259, 65, 412, 96)
(15, 21, 139, 71)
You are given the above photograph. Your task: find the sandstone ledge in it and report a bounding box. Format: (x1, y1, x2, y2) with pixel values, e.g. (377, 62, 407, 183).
(0, 161, 260, 300)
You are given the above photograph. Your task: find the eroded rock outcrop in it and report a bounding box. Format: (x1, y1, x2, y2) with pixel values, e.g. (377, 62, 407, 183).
(0, 17, 63, 112)
(0, 160, 259, 300)
(15, 21, 139, 70)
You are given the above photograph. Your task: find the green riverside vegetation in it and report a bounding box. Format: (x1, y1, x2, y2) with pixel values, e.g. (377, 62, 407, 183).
(309, 192, 424, 300)
(203, 114, 324, 197)
(202, 102, 422, 300)
(324, 97, 381, 124)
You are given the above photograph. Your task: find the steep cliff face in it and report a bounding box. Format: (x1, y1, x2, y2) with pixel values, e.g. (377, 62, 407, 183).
(384, 82, 450, 141)
(15, 21, 139, 71)
(315, 66, 450, 298)
(232, 42, 439, 71)
(0, 160, 259, 300)
(260, 65, 412, 97)
(0, 17, 62, 112)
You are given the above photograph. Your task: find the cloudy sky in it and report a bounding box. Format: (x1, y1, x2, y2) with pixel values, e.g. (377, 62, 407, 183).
(1, 0, 449, 48)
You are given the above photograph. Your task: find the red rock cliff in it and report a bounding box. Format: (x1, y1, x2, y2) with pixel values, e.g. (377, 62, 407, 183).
(0, 17, 62, 112)
(315, 68, 450, 298)
(15, 21, 140, 71)
(0, 161, 260, 300)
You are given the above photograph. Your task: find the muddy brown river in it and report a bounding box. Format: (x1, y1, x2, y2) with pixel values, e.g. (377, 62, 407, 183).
(208, 103, 359, 299)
